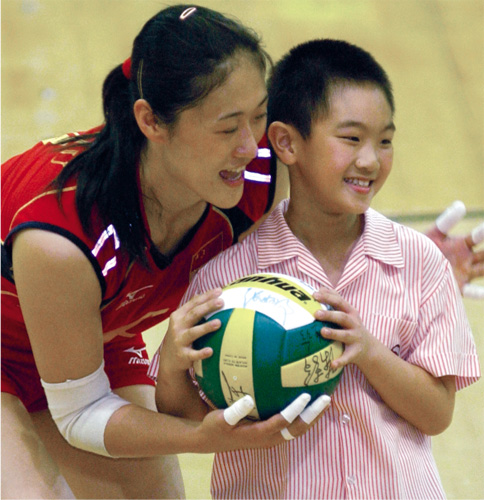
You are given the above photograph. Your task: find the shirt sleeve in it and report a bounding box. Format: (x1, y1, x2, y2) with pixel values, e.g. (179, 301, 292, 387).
(180, 266, 213, 306)
(407, 256, 480, 390)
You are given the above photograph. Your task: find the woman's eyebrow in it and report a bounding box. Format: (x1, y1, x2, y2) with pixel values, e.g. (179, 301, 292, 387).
(217, 95, 268, 121)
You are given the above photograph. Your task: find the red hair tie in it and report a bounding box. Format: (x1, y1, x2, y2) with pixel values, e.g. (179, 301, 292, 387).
(122, 58, 132, 79)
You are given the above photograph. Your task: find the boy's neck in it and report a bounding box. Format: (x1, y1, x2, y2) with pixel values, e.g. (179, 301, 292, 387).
(284, 202, 364, 287)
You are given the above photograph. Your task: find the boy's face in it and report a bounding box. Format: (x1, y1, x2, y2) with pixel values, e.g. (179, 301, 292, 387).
(292, 83, 394, 216)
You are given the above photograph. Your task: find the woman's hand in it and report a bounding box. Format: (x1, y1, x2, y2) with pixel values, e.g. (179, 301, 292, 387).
(425, 201, 484, 299)
(195, 392, 331, 453)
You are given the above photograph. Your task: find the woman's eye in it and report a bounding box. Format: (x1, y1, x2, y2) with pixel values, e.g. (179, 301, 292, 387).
(221, 127, 238, 134)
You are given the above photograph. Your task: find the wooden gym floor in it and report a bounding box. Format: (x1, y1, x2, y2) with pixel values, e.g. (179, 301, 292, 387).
(2, 1, 483, 498)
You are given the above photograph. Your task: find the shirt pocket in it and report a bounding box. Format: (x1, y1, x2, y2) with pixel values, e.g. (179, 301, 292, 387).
(365, 313, 418, 360)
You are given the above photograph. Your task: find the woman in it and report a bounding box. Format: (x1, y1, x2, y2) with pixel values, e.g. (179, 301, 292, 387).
(1, 5, 319, 499)
(2, 4, 482, 499)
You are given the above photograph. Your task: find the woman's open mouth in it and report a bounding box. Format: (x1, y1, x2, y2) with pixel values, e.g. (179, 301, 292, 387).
(220, 167, 245, 185)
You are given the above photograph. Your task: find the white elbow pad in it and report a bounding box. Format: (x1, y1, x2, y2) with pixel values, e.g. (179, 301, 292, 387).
(41, 361, 130, 457)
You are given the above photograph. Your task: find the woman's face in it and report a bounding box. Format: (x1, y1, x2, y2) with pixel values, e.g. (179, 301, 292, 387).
(154, 55, 268, 210)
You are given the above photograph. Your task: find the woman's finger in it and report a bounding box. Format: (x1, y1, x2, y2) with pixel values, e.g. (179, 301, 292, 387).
(435, 200, 466, 235)
(223, 395, 255, 425)
(299, 395, 331, 424)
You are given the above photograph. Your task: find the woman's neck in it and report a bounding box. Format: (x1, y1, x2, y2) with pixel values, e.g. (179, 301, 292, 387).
(139, 146, 207, 256)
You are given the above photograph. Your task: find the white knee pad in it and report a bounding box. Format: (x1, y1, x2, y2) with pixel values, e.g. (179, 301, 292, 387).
(41, 361, 130, 457)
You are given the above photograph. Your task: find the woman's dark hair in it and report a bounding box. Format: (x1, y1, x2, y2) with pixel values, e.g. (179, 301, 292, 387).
(53, 4, 271, 263)
(267, 39, 394, 139)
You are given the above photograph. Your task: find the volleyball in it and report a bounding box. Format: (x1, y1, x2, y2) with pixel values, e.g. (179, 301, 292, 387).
(193, 273, 344, 420)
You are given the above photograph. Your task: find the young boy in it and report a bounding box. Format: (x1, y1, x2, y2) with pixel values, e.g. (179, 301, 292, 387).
(156, 39, 480, 498)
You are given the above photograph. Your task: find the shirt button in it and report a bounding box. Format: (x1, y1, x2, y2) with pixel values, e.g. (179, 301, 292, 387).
(347, 475, 357, 486)
(340, 414, 351, 425)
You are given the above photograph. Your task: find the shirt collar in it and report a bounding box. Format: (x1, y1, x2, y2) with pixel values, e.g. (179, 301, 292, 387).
(257, 201, 404, 269)
(362, 208, 405, 268)
(257, 199, 304, 268)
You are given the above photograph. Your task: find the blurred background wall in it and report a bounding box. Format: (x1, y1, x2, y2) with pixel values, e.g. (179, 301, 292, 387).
(2, 1, 483, 499)
(2, 0, 483, 216)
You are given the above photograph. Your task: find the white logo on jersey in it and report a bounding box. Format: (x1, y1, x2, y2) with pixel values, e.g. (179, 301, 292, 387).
(116, 286, 154, 310)
(92, 224, 121, 277)
(124, 346, 146, 358)
(125, 346, 150, 366)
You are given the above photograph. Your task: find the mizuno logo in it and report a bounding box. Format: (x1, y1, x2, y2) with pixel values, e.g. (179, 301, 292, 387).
(116, 286, 154, 310)
(124, 346, 146, 358)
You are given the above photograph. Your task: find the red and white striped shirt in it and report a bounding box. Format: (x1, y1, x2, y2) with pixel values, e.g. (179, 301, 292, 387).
(181, 199, 480, 499)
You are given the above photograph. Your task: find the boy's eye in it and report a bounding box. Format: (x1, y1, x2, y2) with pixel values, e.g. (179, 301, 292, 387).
(221, 127, 238, 134)
(340, 136, 359, 142)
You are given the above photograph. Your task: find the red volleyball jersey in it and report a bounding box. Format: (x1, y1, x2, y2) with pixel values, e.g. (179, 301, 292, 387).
(1, 129, 276, 349)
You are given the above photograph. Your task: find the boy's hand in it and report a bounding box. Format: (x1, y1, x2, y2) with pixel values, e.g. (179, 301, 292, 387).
(159, 289, 224, 374)
(425, 201, 484, 299)
(313, 288, 375, 370)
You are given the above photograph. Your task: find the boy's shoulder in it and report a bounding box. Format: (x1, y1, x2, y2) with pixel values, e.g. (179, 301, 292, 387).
(367, 209, 447, 262)
(193, 231, 258, 283)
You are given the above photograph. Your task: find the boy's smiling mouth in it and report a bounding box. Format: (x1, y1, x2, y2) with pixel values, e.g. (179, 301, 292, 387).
(344, 177, 372, 188)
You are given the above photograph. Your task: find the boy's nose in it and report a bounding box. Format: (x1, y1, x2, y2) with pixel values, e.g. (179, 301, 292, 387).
(356, 147, 379, 171)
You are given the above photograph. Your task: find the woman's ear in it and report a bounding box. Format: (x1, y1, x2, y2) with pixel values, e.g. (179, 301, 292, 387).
(267, 121, 298, 166)
(133, 99, 169, 143)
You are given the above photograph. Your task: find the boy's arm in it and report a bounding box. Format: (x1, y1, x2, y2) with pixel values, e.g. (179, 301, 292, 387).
(314, 289, 456, 436)
(357, 340, 455, 436)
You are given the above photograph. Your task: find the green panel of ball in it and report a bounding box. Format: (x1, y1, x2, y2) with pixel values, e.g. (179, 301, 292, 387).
(194, 308, 343, 420)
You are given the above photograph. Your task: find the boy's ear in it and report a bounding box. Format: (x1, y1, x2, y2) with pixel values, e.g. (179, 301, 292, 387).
(133, 99, 169, 143)
(268, 121, 298, 165)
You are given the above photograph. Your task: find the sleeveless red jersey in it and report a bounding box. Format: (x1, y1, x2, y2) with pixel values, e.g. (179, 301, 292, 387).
(1, 128, 275, 363)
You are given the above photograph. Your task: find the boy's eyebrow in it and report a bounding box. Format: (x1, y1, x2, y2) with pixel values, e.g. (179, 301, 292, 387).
(217, 95, 268, 121)
(336, 120, 396, 132)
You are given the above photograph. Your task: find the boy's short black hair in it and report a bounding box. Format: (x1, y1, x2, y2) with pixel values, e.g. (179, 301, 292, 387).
(267, 39, 394, 139)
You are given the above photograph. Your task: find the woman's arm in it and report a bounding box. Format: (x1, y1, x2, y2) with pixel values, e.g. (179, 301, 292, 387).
(12, 229, 105, 383)
(12, 229, 321, 458)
